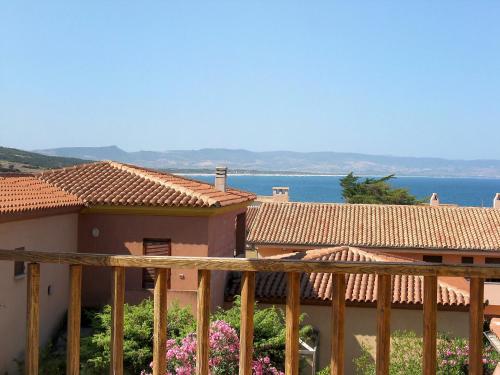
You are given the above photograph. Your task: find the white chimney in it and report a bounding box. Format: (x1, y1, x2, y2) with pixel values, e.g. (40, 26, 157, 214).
(430, 193, 439, 206)
(272, 187, 289, 202)
(494, 193, 500, 209)
(215, 167, 227, 192)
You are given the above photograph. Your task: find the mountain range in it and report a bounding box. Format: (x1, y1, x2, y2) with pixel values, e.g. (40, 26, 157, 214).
(35, 145, 500, 177)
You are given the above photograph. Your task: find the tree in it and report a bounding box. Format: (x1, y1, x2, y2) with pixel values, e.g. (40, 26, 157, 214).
(340, 172, 421, 205)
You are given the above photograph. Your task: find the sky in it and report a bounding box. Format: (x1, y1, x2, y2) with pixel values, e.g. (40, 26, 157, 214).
(1, 1, 500, 160)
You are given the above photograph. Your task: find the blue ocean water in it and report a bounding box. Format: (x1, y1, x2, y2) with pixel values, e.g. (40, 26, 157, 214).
(187, 175, 500, 207)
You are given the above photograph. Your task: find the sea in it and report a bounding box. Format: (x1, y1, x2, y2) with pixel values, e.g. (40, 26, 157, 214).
(185, 175, 500, 207)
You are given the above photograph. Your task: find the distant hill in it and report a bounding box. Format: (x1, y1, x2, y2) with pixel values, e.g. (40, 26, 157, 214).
(36, 145, 500, 177)
(0, 146, 88, 173)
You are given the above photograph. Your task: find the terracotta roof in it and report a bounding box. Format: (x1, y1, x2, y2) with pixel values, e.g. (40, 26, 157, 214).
(0, 174, 82, 214)
(246, 206, 260, 231)
(248, 202, 500, 252)
(226, 247, 470, 307)
(38, 161, 255, 208)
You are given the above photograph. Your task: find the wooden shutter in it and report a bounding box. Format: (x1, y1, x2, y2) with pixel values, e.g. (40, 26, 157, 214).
(142, 240, 171, 289)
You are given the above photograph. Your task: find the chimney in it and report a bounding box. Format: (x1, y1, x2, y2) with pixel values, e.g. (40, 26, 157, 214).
(430, 193, 439, 206)
(494, 193, 500, 209)
(215, 167, 227, 192)
(272, 187, 289, 202)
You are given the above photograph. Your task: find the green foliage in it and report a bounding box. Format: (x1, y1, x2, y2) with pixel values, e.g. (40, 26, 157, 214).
(0, 146, 87, 171)
(38, 297, 313, 374)
(353, 330, 500, 375)
(212, 296, 314, 369)
(438, 333, 499, 374)
(316, 365, 330, 375)
(80, 299, 195, 374)
(340, 172, 421, 205)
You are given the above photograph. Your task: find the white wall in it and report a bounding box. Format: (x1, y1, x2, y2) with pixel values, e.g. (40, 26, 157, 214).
(0, 213, 78, 374)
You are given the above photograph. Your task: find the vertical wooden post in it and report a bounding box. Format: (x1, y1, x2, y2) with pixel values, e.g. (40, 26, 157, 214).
(153, 268, 168, 375)
(423, 275, 437, 375)
(331, 274, 345, 375)
(196, 270, 211, 375)
(110, 267, 125, 375)
(26, 263, 40, 375)
(469, 277, 484, 375)
(376, 275, 391, 375)
(286, 272, 300, 375)
(67, 265, 82, 375)
(239, 271, 256, 375)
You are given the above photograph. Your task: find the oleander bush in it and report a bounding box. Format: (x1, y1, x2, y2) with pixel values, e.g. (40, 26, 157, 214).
(212, 296, 314, 369)
(142, 320, 284, 375)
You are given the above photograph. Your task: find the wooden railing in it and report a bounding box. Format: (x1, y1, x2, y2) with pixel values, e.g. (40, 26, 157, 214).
(1, 249, 499, 375)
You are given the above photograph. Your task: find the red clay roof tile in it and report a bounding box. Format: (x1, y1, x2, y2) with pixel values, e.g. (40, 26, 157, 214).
(38, 161, 255, 208)
(248, 202, 500, 251)
(226, 246, 470, 307)
(0, 174, 82, 214)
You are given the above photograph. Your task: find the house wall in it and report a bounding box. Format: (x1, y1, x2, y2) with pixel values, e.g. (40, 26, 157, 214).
(260, 303, 469, 375)
(78, 213, 209, 308)
(208, 208, 246, 310)
(0, 213, 78, 375)
(79, 208, 245, 311)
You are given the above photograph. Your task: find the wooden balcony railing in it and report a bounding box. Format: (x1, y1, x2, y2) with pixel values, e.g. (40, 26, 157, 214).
(0, 249, 499, 375)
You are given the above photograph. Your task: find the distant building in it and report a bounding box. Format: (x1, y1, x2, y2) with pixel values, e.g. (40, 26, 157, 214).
(255, 186, 290, 204)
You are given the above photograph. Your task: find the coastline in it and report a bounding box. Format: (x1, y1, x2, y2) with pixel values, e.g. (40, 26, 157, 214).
(176, 173, 500, 179)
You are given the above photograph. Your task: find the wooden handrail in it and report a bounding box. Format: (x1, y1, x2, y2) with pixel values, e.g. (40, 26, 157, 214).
(110, 267, 125, 375)
(285, 272, 300, 375)
(376, 275, 391, 374)
(3, 248, 495, 375)
(67, 265, 82, 375)
(2, 248, 500, 277)
(239, 271, 256, 375)
(196, 270, 211, 375)
(153, 269, 168, 375)
(423, 275, 437, 375)
(331, 273, 345, 375)
(26, 263, 40, 375)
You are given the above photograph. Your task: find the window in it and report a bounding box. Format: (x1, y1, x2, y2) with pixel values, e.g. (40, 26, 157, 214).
(423, 255, 443, 263)
(14, 247, 25, 278)
(142, 239, 171, 289)
(462, 257, 474, 264)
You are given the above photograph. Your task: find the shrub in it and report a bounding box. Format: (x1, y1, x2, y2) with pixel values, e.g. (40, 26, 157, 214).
(213, 296, 314, 369)
(353, 330, 500, 375)
(438, 334, 499, 374)
(81, 299, 195, 374)
(143, 320, 284, 375)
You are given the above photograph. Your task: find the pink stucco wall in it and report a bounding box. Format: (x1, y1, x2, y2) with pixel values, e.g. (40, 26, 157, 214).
(0, 213, 78, 375)
(208, 209, 246, 309)
(78, 208, 246, 311)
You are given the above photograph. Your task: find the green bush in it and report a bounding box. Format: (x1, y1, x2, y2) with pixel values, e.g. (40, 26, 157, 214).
(80, 299, 195, 374)
(37, 297, 312, 373)
(213, 296, 314, 370)
(353, 330, 500, 375)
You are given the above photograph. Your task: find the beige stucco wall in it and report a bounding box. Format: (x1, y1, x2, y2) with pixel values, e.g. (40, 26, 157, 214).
(260, 304, 469, 375)
(0, 213, 78, 375)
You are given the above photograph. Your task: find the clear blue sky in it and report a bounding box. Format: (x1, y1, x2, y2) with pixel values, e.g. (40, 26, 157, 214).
(1, 1, 500, 159)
